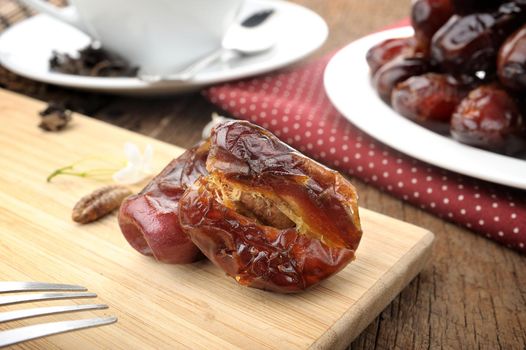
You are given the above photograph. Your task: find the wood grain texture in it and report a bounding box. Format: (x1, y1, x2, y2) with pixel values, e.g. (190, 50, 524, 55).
(0, 90, 433, 349)
(0, 0, 525, 349)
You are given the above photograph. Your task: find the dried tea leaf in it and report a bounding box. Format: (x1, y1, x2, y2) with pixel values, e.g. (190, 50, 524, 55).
(50, 44, 138, 77)
(72, 185, 132, 224)
(39, 102, 72, 132)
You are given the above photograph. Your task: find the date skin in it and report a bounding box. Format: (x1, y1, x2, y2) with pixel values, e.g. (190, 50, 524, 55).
(366, 37, 416, 74)
(179, 121, 362, 293)
(373, 56, 431, 103)
(392, 73, 466, 133)
(411, 0, 454, 54)
(451, 85, 525, 154)
(451, 0, 504, 15)
(118, 141, 209, 264)
(498, 24, 526, 91)
(431, 2, 526, 77)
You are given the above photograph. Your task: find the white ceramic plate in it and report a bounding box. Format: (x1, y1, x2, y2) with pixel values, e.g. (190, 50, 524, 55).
(0, 0, 327, 95)
(324, 26, 526, 190)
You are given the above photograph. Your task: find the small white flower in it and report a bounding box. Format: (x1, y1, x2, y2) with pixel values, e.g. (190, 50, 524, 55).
(112, 143, 154, 184)
(202, 113, 233, 139)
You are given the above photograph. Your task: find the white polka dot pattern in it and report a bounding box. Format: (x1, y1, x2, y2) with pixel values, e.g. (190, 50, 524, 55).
(203, 53, 526, 254)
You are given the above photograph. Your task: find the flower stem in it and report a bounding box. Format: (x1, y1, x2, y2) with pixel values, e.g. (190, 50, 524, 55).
(46, 165, 74, 182)
(47, 164, 120, 182)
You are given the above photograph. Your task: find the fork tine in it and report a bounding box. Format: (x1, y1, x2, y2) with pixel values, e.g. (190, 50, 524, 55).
(0, 316, 118, 347)
(0, 292, 97, 306)
(0, 282, 86, 293)
(0, 304, 108, 323)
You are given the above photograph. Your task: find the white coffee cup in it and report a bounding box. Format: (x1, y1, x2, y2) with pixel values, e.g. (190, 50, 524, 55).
(18, 0, 245, 75)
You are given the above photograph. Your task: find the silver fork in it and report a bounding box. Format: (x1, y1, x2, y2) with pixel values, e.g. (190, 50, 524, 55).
(0, 282, 117, 347)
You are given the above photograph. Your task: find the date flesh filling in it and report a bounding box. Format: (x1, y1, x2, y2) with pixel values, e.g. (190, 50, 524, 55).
(206, 172, 354, 250)
(208, 173, 296, 230)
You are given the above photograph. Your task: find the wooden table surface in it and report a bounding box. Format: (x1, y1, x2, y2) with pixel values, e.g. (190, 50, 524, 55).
(1, 0, 525, 349)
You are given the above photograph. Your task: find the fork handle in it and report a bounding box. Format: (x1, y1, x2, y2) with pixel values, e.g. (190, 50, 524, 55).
(0, 317, 117, 347)
(0, 281, 86, 293)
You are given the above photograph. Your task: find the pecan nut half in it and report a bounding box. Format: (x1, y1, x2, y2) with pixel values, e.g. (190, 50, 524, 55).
(73, 185, 132, 224)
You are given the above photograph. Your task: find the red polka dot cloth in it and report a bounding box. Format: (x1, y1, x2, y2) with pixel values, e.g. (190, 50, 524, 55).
(203, 31, 526, 255)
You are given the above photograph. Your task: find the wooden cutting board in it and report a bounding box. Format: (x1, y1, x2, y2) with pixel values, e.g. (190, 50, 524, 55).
(0, 89, 434, 349)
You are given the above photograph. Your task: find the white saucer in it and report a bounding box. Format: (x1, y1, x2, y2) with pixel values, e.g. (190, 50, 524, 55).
(0, 0, 327, 95)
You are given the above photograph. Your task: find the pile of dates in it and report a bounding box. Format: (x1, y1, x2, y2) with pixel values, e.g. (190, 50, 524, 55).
(367, 0, 526, 155)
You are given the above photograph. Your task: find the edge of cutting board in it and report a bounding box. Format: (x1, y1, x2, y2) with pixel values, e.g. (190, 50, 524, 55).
(312, 211, 434, 349)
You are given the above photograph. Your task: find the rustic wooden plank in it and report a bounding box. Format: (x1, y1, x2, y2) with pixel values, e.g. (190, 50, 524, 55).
(0, 0, 524, 349)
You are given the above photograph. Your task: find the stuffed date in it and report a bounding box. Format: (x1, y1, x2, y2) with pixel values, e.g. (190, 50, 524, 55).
(178, 121, 363, 293)
(118, 141, 209, 264)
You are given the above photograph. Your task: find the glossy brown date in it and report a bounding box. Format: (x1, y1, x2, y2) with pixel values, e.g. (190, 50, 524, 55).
(373, 56, 431, 103)
(431, 14, 494, 76)
(392, 73, 466, 133)
(498, 24, 526, 91)
(411, 0, 454, 54)
(366, 37, 416, 74)
(451, 0, 504, 15)
(431, 2, 526, 77)
(451, 85, 526, 154)
(118, 141, 209, 264)
(178, 121, 363, 293)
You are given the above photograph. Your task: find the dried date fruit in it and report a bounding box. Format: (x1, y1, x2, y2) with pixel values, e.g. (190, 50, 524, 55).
(451, 0, 504, 15)
(451, 85, 526, 153)
(73, 185, 132, 224)
(179, 121, 362, 293)
(118, 141, 209, 264)
(431, 14, 497, 76)
(431, 2, 526, 77)
(366, 37, 416, 74)
(392, 73, 466, 133)
(517, 95, 526, 119)
(373, 56, 431, 103)
(411, 0, 454, 54)
(498, 24, 526, 91)
(494, 2, 526, 36)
